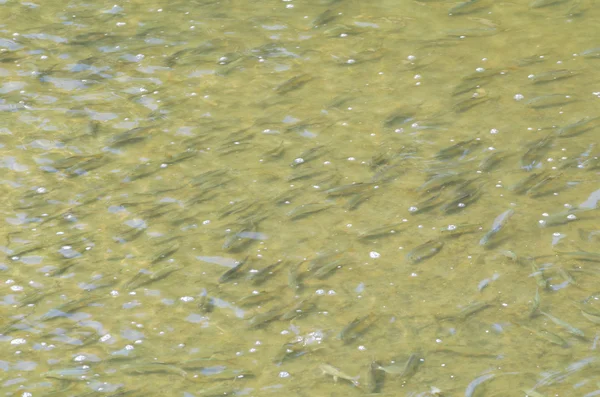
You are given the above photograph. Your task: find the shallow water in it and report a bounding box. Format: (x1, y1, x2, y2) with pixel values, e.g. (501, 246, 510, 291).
(1, 0, 600, 396)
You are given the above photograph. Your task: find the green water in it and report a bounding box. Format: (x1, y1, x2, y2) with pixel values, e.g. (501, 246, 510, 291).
(1, 0, 600, 395)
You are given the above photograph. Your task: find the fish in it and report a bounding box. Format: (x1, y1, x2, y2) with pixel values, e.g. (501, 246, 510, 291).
(446, 27, 498, 37)
(479, 209, 514, 248)
(362, 361, 383, 393)
(43, 367, 90, 381)
(190, 169, 231, 190)
(319, 363, 360, 387)
(557, 116, 600, 137)
(290, 145, 327, 168)
(530, 0, 569, 8)
(525, 94, 576, 109)
(312, 9, 338, 27)
(580, 310, 600, 325)
(580, 46, 600, 58)
(247, 307, 283, 328)
(530, 288, 541, 318)
(371, 162, 406, 183)
(346, 191, 374, 211)
(436, 139, 482, 160)
(540, 311, 585, 337)
(288, 167, 328, 182)
(312, 259, 344, 279)
(7, 243, 45, 259)
(198, 294, 214, 314)
(338, 313, 378, 343)
(520, 134, 555, 169)
(452, 78, 492, 96)
(325, 182, 376, 197)
(453, 95, 491, 113)
(280, 298, 316, 320)
(416, 172, 466, 192)
(528, 258, 549, 289)
(529, 69, 578, 84)
(248, 260, 286, 285)
(439, 223, 481, 238)
(218, 199, 261, 219)
(448, 0, 487, 15)
(358, 223, 405, 240)
(120, 362, 187, 377)
(222, 222, 261, 252)
(162, 150, 197, 165)
(323, 24, 363, 38)
(465, 373, 496, 397)
(479, 150, 509, 172)
(262, 141, 285, 160)
(39, 294, 105, 321)
(275, 74, 312, 94)
(217, 141, 253, 156)
(63, 155, 110, 177)
(383, 108, 417, 130)
(288, 260, 304, 291)
(287, 202, 333, 220)
(334, 48, 385, 67)
(436, 300, 492, 321)
(18, 288, 57, 307)
(376, 353, 422, 378)
(150, 240, 180, 265)
(273, 341, 304, 365)
(541, 207, 596, 227)
(509, 172, 546, 194)
(218, 257, 249, 283)
(440, 183, 482, 214)
(513, 322, 568, 347)
(108, 127, 154, 148)
(525, 173, 567, 197)
(406, 240, 444, 264)
(409, 192, 445, 214)
(516, 54, 546, 66)
(555, 250, 600, 262)
(237, 291, 277, 308)
(272, 187, 303, 206)
(308, 252, 344, 272)
(125, 265, 182, 291)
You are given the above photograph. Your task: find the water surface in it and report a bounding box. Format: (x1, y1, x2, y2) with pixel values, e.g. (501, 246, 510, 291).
(1, 0, 600, 396)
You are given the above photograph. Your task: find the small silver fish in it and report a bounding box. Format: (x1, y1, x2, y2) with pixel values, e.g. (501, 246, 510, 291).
(319, 363, 360, 387)
(479, 209, 514, 248)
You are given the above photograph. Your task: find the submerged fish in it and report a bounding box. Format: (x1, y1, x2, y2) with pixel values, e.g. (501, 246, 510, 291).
(287, 202, 333, 220)
(358, 223, 405, 240)
(479, 209, 514, 248)
(529, 69, 577, 84)
(557, 116, 600, 137)
(376, 353, 422, 378)
(436, 300, 492, 321)
(448, 0, 487, 15)
(440, 223, 481, 238)
(338, 313, 378, 343)
(525, 94, 576, 109)
(541, 207, 596, 227)
(218, 257, 249, 283)
(319, 363, 360, 387)
(513, 322, 568, 347)
(530, 0, 569, 8)
(540, 311, 585, 337)
(436, 139, 482, 160)
(406, 240, 444, 264)
(276, 74, 312, 94)
(520, 134, 555, 169)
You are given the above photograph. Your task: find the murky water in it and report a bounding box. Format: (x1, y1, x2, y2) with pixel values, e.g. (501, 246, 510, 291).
(1, 0, 600, 395)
